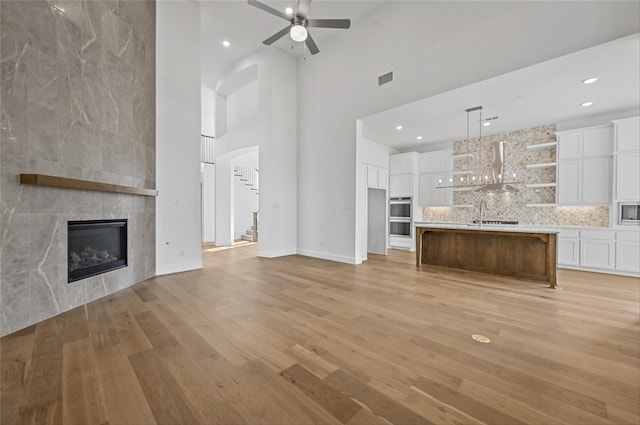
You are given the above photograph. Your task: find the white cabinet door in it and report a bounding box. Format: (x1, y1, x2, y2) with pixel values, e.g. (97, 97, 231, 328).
(379, 169, 388, 189)
(558, 237, 579, 266)
(418, 174, 434, 207)
(616, 241, 640, 273)
(557, 160, 581, 205)
(558, 132, 582, 160)
(419, 150, 452, 174)
(390, 153, 416, 175)
(389, 174, 412, 197)
(419, 173, 451, 206)
(367, 166, 379, 188)
(583, 127, 612, 157)
(615, 116, 640, 153)
(419, 153, 436, 174)
(580, 239, 615, 270)
(582, 157, 611, 205)
(558, 126, 611, 159)
(433, 150, 453, 173)
(558, 158, 610, 205)
(367, 166, 388, 189)
(616, 151, 640, 201)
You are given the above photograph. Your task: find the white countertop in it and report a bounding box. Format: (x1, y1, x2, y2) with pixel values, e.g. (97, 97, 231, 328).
(414, 221, 560, 234)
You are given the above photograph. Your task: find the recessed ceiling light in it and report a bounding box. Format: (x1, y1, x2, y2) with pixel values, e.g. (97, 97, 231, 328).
(222, 40, 231, 48)
(416, 136, 423, 140)
(395, 125, 403, 130)
(483, 122, 491, 127)
(581, 101, 594, 107)
(582, 77, 598, 84)
(285, 7, 293, 15)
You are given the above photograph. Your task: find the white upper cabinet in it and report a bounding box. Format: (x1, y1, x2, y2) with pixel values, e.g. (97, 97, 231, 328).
(614, 117, 640, 201)
(389, 174, 413, 197)
(367, 165, 388, 189)
(614, 116, 640, 153)
(389, 152, 418, 198)
(616, 152, 640, 201)
(419, 150, 451, 174)
(558, 125, 612, 160)
(418, 150, 453, 207)
(389, 152, 418, 175)
(557, 125, 612, 206)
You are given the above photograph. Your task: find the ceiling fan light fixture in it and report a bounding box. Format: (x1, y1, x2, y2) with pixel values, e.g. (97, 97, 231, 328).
(290, 24, 308, 42)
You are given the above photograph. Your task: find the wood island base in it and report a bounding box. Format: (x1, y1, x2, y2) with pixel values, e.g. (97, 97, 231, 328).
(416, 226, 557, 288)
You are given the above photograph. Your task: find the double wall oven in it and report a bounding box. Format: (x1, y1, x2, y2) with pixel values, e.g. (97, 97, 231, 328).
(389, 197, 412, 238)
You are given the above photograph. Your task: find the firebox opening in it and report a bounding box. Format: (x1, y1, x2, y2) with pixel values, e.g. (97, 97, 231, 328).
(68, 219, 128, 283)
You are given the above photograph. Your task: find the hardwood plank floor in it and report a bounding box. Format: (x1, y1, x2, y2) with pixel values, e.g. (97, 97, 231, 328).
(2, 245, 639, 425)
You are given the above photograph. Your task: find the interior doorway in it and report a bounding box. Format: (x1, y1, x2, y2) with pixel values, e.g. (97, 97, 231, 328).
(367, 188, 387, 255)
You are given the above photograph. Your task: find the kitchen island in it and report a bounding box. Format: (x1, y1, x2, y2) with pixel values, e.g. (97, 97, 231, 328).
(415, 222, 559, 288)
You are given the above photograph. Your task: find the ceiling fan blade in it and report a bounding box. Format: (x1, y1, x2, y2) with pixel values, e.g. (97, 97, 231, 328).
(305, 32, 319, 55)
(297, 0, 311, 19)
(263, 25, 291, 45)
(306, 19, 351, 29)
(247, 0, 290, 21)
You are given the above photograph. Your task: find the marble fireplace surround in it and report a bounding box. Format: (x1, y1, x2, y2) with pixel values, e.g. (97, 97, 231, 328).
(0, 0, 156, 336)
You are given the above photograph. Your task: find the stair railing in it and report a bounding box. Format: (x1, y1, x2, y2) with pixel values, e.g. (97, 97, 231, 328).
(233, 166, 259, 195)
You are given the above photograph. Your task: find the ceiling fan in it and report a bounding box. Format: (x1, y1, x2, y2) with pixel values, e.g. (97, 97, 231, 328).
(248, 0, 351, 55)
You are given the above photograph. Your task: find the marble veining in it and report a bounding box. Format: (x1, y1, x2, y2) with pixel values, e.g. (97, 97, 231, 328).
(0, 0, 156, 337)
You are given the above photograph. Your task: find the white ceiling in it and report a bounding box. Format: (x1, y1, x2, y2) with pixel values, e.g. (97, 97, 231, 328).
(200, 0, 385, 88)
(360, 33, 640, 151)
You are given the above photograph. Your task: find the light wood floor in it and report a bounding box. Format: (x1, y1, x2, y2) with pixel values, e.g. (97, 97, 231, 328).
(2, 245, 639, 425)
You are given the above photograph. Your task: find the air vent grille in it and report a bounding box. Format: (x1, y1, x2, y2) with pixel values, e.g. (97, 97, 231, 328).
(378, 71, 393, 86)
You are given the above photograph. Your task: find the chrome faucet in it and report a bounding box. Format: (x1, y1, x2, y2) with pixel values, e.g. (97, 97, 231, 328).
(479, 200, 487, 228)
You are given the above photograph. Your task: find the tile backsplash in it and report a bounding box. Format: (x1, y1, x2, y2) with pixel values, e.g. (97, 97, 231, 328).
(422, 124, 610, 226)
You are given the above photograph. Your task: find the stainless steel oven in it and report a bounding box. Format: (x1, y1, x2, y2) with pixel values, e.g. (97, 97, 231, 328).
(389, 197, 412, 238)
(389, 219, 412, 238)
(390, 197, 412, 219)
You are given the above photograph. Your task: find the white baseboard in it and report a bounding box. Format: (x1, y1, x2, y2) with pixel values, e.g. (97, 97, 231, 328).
(257, 248, 297, 258)
(296, 249, 358, 265)
(156, 261, 203, 276)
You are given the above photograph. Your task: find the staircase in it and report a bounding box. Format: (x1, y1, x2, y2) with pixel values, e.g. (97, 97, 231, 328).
(233, 166, 259, 195)
(240, 211, 259, 242)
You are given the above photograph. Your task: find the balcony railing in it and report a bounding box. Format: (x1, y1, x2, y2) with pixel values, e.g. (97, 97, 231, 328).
(201, 134, 215, 164)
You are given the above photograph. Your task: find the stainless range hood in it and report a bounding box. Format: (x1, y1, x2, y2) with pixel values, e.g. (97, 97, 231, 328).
(475, 141, 519, 193)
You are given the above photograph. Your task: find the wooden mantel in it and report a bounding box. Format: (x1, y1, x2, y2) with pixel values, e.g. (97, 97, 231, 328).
(19, 174, 158, 197)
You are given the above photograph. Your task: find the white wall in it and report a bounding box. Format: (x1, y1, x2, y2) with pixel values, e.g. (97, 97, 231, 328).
(215, 49, 297, 257)
(156, 0, 203, 274)
(298, 1, 640, 264)
(227, 80, 259, 132)
(201, 84, 215, 136)
(257, 49, 298, 258)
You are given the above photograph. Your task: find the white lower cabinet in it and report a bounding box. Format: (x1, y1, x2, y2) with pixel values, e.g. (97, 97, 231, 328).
(558, 229, 579, 267)
(580, 239, 615, 270)
(558, 228, 639, 275)
(616, 231, 640, 273)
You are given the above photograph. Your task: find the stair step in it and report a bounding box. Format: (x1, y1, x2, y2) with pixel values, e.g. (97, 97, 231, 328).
(241, 234, 255, 242)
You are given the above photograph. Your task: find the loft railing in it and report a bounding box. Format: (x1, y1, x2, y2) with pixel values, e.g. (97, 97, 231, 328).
(201, 134, 215, 164)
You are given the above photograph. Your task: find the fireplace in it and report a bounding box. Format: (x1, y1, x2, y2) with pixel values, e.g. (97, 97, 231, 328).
(68, 219, 128, 283)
